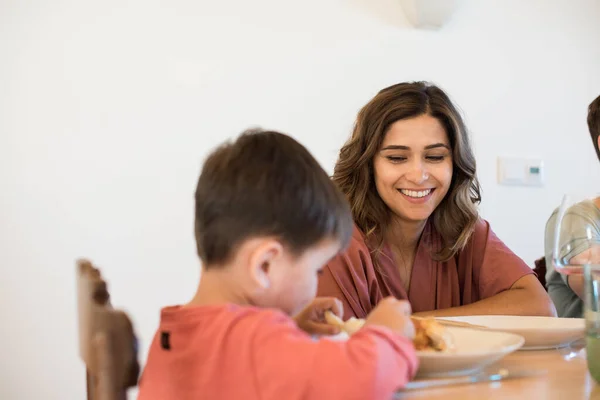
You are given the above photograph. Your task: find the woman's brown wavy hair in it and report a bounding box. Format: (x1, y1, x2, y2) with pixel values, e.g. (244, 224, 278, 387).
(333, 81, 481, 261)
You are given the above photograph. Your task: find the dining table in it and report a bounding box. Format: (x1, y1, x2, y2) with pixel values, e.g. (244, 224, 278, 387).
(396, 344, 599, 399)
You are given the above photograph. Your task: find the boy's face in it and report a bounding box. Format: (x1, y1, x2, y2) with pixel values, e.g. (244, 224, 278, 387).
(265, 238, 342, 316)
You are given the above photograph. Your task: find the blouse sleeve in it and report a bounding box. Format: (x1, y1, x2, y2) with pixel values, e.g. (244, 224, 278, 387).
(469, 219, 535, 299)
(317, 226, 380, 319)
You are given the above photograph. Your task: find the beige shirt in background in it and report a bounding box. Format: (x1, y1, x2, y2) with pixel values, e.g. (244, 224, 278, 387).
(544, 199, 600, 318)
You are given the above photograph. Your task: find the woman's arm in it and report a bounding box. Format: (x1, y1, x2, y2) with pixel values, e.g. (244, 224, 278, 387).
(413, 274, 556, 317)
(414, 220, 556, 317)
(317, 227, 380, 320)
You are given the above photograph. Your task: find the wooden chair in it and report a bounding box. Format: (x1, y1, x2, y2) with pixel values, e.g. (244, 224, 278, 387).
(533, 256, 548, 291)
(76, 259, 140, 400)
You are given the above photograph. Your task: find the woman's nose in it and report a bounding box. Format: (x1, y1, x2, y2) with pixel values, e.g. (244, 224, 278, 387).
(405, 161, 429, 184)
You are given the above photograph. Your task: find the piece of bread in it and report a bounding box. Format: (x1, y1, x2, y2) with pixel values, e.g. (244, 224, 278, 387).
(324, 310, 345, 329)
(342, 317, 366, 335)
(324, 312, 454, 352)
(412, 317, 454, 352)
(324, 311, 365, 335)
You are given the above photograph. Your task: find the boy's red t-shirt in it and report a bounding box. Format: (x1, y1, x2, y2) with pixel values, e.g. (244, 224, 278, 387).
(137, 304, 418, 400)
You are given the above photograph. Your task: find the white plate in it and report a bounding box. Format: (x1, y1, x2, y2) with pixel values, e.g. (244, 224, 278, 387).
(416, 327, 524, 378)
(438, 315, 585, 350)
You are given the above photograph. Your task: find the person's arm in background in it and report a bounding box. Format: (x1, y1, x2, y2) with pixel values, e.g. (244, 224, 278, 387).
(565, 246, 600, 299)
(547, 199, 600, 302)
(566, 275, 585, 299)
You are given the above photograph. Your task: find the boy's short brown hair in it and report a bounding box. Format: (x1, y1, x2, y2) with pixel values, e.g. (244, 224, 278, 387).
(194, 129, 353, 267)
(589, 94, 600, 161)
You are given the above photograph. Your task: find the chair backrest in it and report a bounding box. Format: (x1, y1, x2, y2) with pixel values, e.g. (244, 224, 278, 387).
(76, 259, 140, 400)
(533, 256, 548, 290)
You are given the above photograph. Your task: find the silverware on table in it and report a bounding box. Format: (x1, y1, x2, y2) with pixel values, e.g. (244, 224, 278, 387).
(399, 368, 545, 392)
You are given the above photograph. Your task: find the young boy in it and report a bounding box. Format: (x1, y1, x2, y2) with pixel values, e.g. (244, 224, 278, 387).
(137, 129, 418, 400)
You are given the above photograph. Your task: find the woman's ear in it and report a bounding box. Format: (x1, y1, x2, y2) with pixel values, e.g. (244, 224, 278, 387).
(248, 239, 283, 290)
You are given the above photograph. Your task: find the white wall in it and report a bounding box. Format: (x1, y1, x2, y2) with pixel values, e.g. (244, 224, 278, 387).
(1, 0, 600, 398)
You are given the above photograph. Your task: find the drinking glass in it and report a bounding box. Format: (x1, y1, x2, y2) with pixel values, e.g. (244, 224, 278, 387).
(552, 194, 600, 383)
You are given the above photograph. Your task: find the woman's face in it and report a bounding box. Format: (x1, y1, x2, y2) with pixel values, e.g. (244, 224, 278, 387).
(373, 114, 453, 224)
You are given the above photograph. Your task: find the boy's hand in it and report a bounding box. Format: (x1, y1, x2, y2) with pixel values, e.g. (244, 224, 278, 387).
(294, 297, 344, 335)
(364, 297, 415, 339)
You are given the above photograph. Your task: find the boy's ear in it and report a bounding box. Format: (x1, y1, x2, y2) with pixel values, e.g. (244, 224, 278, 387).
(249, 239, 284, 290)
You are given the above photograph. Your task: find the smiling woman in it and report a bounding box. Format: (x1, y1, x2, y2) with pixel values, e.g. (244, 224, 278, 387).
(318, 81, 556, 319)
(374, 115, 454, 237)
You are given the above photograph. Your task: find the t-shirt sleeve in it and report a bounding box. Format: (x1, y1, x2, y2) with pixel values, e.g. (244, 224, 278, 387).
(248, 311, 418, 400)
(317, 228, 378, 319)
(471, 219, 534, 299)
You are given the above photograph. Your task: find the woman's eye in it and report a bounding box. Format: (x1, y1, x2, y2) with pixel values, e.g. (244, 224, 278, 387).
(426, 155, 446, 162)
(386, 156, 407, 163)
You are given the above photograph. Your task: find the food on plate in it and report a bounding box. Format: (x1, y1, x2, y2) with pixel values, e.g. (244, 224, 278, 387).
(323, 312, 454, 352)
(412, 317, 455, 352)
